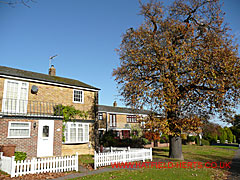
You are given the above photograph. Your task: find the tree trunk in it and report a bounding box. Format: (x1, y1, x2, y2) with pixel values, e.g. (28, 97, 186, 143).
(169, 135, 184, 160)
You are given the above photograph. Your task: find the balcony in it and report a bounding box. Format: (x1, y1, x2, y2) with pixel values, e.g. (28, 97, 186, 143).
(0, 98, 63, 117)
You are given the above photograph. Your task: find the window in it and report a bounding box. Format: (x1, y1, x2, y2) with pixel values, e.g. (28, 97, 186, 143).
(73, 90, 84, 103)
(127, 115, 137, 123)
(64, 122, 89, 143)
(109, 114, 116, 127)
(98, 113, 103, 120)
(3, 79, 29, 113)
(8, 122, 31, 138)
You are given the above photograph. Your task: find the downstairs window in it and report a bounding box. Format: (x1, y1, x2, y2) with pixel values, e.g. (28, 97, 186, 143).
(64, 122, 89, 143)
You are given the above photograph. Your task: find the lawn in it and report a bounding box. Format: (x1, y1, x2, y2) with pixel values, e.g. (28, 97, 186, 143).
(78, 154, 94, 165)
(70, 145, 236, 180)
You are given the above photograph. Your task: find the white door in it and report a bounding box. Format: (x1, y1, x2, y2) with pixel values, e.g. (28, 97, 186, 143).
(37, 120, 54, 157)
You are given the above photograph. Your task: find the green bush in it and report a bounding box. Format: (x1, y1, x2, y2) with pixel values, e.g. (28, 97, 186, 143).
(15, 152, 27, 162)
(160, 134, 169, 143)
(201, 139, 210, 146)
(195, 135, 200, 145)
(187, 136, 196, 142)
(142, 138, 150, 145)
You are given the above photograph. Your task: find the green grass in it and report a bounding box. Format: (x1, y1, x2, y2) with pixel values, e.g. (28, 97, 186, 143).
(70, 145, 235, 180)
(153, 145, 235, 162)
(210, 145, 239, 150)
(78, 154, 94, 165)
(72, 168, 217, 180)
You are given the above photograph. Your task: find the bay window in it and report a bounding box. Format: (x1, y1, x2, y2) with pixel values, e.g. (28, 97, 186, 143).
(64, 122, 89, 143)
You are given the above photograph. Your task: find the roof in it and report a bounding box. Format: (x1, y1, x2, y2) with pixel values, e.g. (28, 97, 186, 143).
(97, 105, 151, 115)
(0, 65, 100, 90)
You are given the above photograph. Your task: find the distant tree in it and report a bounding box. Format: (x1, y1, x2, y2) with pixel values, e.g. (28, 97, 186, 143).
(202, 121, 221, 144)
(224, 127, 233, 143)
(230, 114, 240, 143)
(219, 127, 227, 144)
(0, 0, 36, 8)
(113, 0, 240, 159)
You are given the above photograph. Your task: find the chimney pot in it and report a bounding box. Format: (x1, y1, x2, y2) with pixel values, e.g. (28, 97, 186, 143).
(113, 101, 117, 107)
(49, 65, 56, 76)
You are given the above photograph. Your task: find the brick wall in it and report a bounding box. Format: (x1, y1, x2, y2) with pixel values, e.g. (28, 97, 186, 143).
(0, 118, 62, 159)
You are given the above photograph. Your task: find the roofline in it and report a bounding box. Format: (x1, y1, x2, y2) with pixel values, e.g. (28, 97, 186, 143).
(0, 74, 100, 92)
(97, 104, 151, 114)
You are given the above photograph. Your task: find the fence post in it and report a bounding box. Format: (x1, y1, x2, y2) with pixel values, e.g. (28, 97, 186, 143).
(128, 146, 130, 151)
(150, 148, 152, 161)
(123, 150, 126, 163)
(110, 146, 112, 152)
(31, 157, 36, 174)
(0, 152, 2, 159)
(75, 152, 79, 172)
(10, 156, 15, 178)
(94, 151, 98, 170)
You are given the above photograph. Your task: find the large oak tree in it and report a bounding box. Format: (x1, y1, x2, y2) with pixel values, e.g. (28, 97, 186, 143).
(113, 0, 240, 159)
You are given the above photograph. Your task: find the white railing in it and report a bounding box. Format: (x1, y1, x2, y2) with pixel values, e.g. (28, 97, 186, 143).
(0, 153, 78, 178)
(94, 148, 152, 169)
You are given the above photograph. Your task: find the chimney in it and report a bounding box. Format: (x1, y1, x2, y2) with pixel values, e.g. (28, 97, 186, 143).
(113, 101, 117, 107)
(49, 65, 56, 76)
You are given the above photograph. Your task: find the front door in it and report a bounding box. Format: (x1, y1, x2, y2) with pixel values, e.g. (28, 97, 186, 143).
(37, 120, 54, 157)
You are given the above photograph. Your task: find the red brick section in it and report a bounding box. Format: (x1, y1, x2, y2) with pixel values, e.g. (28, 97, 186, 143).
(0, 118, 62, 159)
(53, 120, 62, 156)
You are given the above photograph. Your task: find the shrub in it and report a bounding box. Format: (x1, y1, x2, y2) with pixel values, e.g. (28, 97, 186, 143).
(160, 134, 169, 143)
(142, 138, 150, 145)
(15, 152, 27, 162)
(201, 139, 210, 146)
(187, 136, 196, 142)
(195, 135, 200, 145)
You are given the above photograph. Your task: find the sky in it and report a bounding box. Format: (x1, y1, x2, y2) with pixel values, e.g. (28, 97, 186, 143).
(0, 0, 239, 124)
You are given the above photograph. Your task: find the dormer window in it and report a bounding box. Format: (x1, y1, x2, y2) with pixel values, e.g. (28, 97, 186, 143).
(73, 90, 84, 103)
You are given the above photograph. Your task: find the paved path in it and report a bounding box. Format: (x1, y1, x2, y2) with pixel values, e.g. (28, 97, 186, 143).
(53, 165, 122, 180)
(228, 148, 240, 180)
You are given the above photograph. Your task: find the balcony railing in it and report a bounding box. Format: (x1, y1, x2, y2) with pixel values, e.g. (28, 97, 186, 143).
(0, 98, 63, 117)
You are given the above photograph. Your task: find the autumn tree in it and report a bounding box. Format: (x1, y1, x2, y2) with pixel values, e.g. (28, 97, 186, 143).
(113, 0, 240, 159)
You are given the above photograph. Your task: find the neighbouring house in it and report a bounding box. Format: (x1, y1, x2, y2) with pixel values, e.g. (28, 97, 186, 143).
(0, 65, 100, 158)
(97, 101, 151, 139)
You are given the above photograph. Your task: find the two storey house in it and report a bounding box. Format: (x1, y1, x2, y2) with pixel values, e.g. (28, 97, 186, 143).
(0, 65, 99, 158)
(97, 102, 150, 139)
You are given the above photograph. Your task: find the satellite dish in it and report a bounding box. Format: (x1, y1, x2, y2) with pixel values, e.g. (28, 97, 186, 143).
(31, 85, 38, 94)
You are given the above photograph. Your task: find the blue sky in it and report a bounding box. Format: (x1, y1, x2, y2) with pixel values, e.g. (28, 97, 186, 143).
(0, 0, 239, 121)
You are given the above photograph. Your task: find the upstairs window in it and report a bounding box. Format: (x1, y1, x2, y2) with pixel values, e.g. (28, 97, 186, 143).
(98, 112, 103, 120)
(73, 90, 84, 103)
(109, 114, 116, 127)
(127, 115, 137, 123)
(3, 79, 29, 113)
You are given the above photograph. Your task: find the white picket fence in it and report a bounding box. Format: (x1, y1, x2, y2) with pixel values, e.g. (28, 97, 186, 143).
(94, 147, 152, 169)
(0, 152, 78, 178)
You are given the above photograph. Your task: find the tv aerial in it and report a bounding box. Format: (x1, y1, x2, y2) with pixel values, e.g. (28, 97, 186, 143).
(49, 54, 58, 68)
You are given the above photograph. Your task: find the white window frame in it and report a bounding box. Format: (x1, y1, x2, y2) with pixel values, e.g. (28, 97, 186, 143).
(109, 114, 116, 127)
(73, 89, 84, 104)
(8, 121, 31, 138)
(127, 115, 137, 123)
(98, 112, 103, 120)
(2, 79, 29, 113)
(63, 122, 89, 144)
